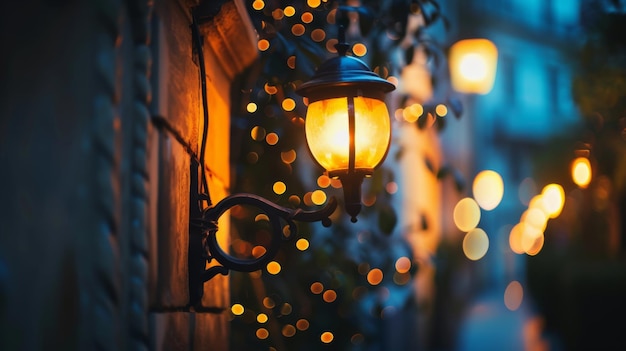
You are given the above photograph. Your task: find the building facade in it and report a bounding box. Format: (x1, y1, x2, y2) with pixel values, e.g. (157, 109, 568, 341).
(0, 0, 256, 349)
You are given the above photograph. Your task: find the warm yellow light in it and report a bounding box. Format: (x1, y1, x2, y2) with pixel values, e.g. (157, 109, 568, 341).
(523, 208, 548, 231)
(284, 6, 296, 17)
(273, 181, 286, 195)
(307, 0, 321, 8)
(402, 103, 423, 123)
(246, 102, 257, 113)
(462, 228, 489, 261)
(321, 332, 334, 343)
(541, 183, 565, 218)
(453, 197, 481, 232)
(472, 170, 504, 210)
(252, 0, 265, 11)
(282, 98, 296, 111)
(305, 97, 390, 174)
(231, 303, 245, 315)
(257, 313, 268, 323)
(257, 39, 270, 51)
(367, 268, 383, 285)
(317, 174, 331, 188)
(296, 238, 309, 251)
(449, 38, 498, 94)
(311, 190, 327, 205)
(572, 157, 592, 188)
(266, 132, 279, 145)
(435, 104, 448, 117)
(352, 43, 367, 57)
(509, 223, 525, 254)
(266, 261, 281, 275)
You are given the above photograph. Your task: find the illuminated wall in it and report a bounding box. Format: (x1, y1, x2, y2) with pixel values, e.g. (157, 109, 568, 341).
(0, 0, 257, 350)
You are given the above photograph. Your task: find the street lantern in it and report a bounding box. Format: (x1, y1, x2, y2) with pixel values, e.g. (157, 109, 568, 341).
(449, 38, 498, 94)
(296, 31, 396, 222)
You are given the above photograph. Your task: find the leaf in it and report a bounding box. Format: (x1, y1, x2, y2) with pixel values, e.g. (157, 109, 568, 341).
(404, 46, 415, 65)
(424, 156, 436, 174)
(378, 204, 398, 235)
(447, 96, 463, 118)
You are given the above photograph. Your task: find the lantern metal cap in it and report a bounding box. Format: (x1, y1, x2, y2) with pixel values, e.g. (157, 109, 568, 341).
(296, 55, 395, 101)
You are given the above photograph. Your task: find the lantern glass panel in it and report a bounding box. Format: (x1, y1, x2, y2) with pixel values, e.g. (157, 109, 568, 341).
(305, 96, 390, 175)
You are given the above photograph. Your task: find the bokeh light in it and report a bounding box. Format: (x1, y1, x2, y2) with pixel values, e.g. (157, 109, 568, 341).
(272, 8, 284, 20)
(367, 268, 384, 285)
(257, 313, 268, 323)
(541, 183, 565, 218)
(402, 103, 423, 123)
(252, 0, 264, 11)
(282, 98, 296, 111)
(310, 282, 324, 294)
(264, 83, 278, 95)
(504, 281, 523, 311)
(256, 328, 269, 339)
(281, 149, 297, 163)
(321, 331, 334, 343)
(395, 257, 411, 273)
(301, 12, 313, 23)
(307, 0, 321, 8)
(572, 157, 592, 188)
(266, 132, 279, 145)
(296, 238, 309, 251)
(280, 303, 292, 315)
(263, 297, 275, 309)
(251, 126, 266, 141)
(311, 190, 327, 205)
(284, 6, 296, 17)
(453, 197, 481, 232)
(246, 102, 257, 113)
(231, 303, 244, 316)
(462, 228, 489, 260)
(311, 29, 326, 42)
(282, 324, 296, 337)
(472, 170, 504, 211)
(266, 261, 281, 275)
(273, 181, 286, 195)
(352, 43, 367, 56)
(317, 174, 331, 188)
(509, 223, 525, 254)
(291, 23, 306, 36)
(323, 290, 337, 303)
(435, 104, 448, 117)
(523, 208, 548, 231)
(296, 319, 310, 331)
(257, 39, 270, 51)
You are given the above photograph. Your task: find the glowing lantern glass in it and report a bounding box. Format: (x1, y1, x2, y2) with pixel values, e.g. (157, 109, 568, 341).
(296, 40, 395, 222)
(449, 38, 498, 94)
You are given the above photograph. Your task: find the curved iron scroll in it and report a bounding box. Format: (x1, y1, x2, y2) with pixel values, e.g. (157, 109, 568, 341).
(199, 194, 337, 282)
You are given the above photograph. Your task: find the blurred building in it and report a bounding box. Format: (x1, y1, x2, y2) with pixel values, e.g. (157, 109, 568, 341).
(434, 0, 583, 350)
(0, 0, 256, 349)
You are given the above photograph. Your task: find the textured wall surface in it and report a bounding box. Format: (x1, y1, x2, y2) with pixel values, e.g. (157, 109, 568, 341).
(0, 0, 256, 350)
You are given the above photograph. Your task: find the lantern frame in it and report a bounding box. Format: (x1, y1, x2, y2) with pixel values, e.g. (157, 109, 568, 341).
(296, 32, 396, 222)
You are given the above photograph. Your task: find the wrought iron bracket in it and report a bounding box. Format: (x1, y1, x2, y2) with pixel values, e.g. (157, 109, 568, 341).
(187, 159, 337, 306)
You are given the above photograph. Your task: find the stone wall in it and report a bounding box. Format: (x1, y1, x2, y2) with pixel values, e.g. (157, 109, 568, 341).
(0, 0, 256, 350)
